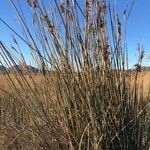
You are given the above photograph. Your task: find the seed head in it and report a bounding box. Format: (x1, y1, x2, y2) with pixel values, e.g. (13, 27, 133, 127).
(27, 0, 37, 9)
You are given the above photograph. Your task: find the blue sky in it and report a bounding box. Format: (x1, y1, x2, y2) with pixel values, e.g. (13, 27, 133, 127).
(0, 0, 150, 68)
(125, 0, 150, 66)
(0, 0, 32, 65)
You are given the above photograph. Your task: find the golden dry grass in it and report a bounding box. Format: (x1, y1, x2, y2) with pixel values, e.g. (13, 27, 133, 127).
(1, 70, 150, 95)
(128, 71, 150, 98)
(0, 0, 150, 148)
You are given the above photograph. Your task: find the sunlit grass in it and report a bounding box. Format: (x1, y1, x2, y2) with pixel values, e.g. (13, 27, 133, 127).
(0, 0, 150, 149)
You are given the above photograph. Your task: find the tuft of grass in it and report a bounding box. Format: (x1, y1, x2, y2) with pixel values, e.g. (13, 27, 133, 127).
(0, 0, 150, 149)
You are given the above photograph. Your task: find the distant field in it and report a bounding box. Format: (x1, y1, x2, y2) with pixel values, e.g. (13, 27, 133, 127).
(1, 71, 150, 93)
(129, 71, 150, 97)
(0, 73, 45, 88)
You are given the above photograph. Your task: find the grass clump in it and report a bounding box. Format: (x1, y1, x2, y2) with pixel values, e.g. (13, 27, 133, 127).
(0, 0, 150, 149)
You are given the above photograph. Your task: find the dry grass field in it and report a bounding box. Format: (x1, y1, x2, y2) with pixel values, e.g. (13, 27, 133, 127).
(0, 69, 150, 149)
(1, 71, 150, 96)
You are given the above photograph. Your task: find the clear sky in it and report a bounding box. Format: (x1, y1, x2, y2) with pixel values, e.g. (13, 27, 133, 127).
(0, 0, 150, 68)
